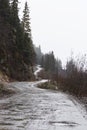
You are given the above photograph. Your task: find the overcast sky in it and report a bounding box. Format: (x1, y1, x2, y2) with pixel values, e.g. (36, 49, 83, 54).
(19, 0, 87, 65)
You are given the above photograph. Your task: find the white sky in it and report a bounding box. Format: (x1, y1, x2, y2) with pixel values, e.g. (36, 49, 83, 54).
(19, 0, 87, 65)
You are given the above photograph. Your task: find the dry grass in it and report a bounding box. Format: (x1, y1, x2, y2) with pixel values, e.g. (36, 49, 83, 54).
(37, 82, 58, 90)
(0, 82, 16, 98)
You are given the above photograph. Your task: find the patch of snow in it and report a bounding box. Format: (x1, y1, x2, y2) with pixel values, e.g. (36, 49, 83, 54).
(34, 65, 43, 79)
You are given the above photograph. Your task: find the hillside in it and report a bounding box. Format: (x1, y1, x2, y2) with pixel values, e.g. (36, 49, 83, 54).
(0, 0, 35, 81)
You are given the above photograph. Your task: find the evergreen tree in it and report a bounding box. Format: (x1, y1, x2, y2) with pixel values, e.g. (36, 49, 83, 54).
(0, 0, 35, 80)
(49, 51, 55, 72)
(43, 52, 55, 73)
(22, 2, 35, 66)
(0, 0, 10, 21)
(23, 33, 35, 66)
(0, 0, 16, 77)
(22, 1, 31, 38)
(10, 0, 19, 27)
(34, 45, 42, 64)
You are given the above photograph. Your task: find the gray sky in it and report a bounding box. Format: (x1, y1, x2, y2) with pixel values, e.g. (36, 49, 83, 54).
(19, 0, 87, 65)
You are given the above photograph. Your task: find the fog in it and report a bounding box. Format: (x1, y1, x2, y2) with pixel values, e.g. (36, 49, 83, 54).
(19, 0, 87, 65)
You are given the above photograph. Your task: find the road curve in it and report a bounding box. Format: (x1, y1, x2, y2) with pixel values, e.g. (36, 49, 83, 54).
(0, 80, 87, 130)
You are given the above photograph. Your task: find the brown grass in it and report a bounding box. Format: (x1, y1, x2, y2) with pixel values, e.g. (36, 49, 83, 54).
(0, 82, 16, 98)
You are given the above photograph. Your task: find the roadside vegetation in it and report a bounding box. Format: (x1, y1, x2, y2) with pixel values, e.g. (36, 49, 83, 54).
(60, 55, 87, 97)
(0, 82, 16, 98)
(38, 81, 58, 90)
(36, 49, 87, 97)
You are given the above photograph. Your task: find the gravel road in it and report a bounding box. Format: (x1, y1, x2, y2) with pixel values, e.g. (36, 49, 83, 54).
(0, 80, 87, 130)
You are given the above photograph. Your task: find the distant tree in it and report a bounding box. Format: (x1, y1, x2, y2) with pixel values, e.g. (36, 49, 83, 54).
(54, 59, 62, 84)
(49, 51, 55, 72)
(41, 55, 44, 67)
(34, 45, 42, 64)
(66, 59, 77, 77)
(44, 52, 55, 73)
(40, 51, 56, 80)
(55, 59, 62, 76)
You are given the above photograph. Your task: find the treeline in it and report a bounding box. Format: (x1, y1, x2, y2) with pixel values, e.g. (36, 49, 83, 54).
(0, 0, 35, 81)
(35, 45, 87, 96)
(41, 52, 62, 79)
(35, 45, 63, 80)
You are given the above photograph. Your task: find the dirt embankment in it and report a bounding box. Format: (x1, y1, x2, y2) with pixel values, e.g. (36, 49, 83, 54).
(0, 82, 16, 98)
(0, 72, 16, 98)
(0, 71, 9, 82)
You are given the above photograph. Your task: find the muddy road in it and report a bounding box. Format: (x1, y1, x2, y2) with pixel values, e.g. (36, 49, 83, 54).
(0, 80, 87, 130)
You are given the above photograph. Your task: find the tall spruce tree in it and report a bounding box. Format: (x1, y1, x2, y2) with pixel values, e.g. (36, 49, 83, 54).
(10, 0, 19, 27)
(22, 1, 31, 38)
(22, 1, 35, 66)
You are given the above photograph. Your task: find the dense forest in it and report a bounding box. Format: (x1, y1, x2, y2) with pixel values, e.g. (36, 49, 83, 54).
(0, 0, 35, 81)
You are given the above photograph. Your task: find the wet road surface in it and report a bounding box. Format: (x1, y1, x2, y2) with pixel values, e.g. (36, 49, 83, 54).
(0, 80, 87, 130)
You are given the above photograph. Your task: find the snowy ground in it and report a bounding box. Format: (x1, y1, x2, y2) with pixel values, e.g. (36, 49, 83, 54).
(34, 65, 43, 79)
(34, 65, 42, 76)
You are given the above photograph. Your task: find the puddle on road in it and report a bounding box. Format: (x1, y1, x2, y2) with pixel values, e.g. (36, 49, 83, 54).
(49, 120, 79, 127)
